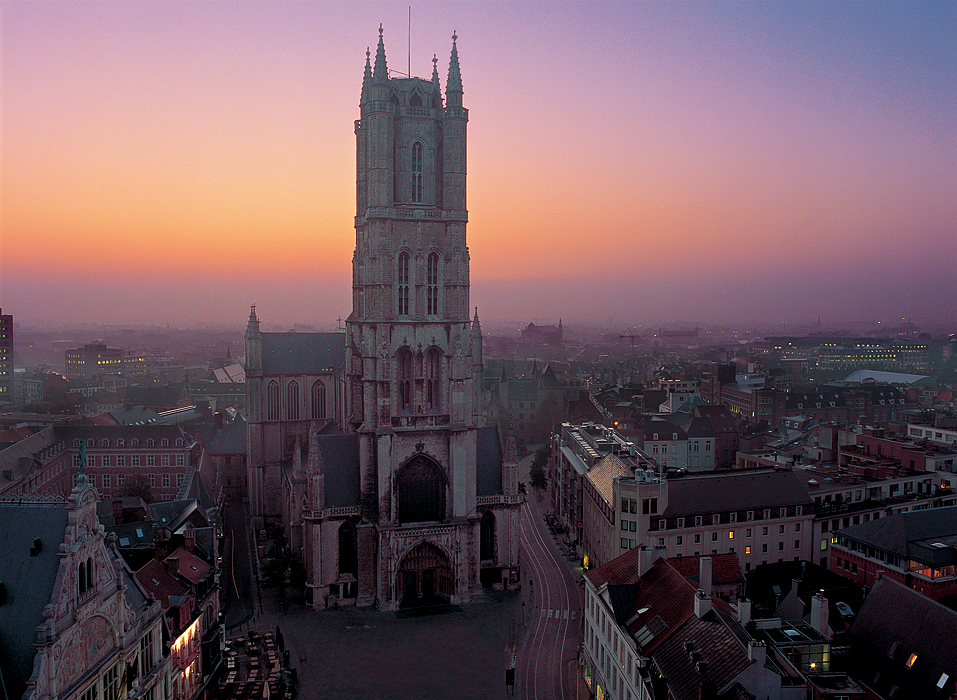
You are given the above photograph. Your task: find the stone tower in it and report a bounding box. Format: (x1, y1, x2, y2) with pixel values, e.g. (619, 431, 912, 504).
(347, 27, 487, 608)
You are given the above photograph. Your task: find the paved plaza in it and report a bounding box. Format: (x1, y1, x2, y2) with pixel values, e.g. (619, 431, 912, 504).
(234, 584, 523, 700)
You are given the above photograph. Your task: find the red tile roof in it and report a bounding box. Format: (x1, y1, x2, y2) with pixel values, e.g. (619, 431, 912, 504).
(668, 553, 744, 585)
(134, 558, 189, 607)
(164, 546, 211, 584)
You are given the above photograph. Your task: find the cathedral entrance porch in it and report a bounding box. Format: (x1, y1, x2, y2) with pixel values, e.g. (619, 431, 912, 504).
(397, 541, 452, 608)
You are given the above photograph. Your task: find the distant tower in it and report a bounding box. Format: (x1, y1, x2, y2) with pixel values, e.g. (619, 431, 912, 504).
(346, 27, 491, 609)
(0, 308, 11, 402)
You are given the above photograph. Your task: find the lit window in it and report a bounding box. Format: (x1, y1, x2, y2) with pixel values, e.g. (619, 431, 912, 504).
(906, 653, 918, 669)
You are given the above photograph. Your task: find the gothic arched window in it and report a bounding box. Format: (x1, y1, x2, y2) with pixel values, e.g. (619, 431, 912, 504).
(397, 347, 413, 412)
(427, 252, 439, 316)
(411, 142, 423, 203)
(338, 522, 358, 577)
(397, 252, 410, 316)
(481, 510, 496, 561)
(266, 381, 280, 421)
(287, 381, 300, 420)
(312, 381, 327, 419)
(397, 455, 446, 523)
(426, 348, 441, 411)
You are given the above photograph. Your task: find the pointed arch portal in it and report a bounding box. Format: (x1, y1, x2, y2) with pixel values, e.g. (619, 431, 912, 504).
(397, 541, 452, 607)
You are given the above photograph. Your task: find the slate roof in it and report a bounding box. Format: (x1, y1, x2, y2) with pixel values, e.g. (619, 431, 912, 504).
(0, 504, 69, 698)
(662, 469, 812, 518)
(843, 575, 957, 699)
(642, 419, 687, 441)
(835, 505, 957, 564)
(476, 426, 504, 497)
(149, 499, 209, 533)
(261, 332, 345, 375)
(682, 416, 716, 439)
(314, 434, 361, 508)
(124, 385, 187, 408)
(203, 414, 247, 455)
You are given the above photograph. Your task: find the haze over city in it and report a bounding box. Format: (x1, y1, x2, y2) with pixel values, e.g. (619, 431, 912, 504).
(2, 1, 955, 328)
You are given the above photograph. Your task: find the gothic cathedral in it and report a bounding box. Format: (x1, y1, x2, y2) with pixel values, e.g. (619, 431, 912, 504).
(245, 28, 521, 611)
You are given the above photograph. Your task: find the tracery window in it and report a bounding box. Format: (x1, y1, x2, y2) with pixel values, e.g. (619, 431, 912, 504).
(397, 455, 445, 523)
(426, 348, 441, 411)
(312, 381, 327, 419)
(481, 510, 496, 561)
(411, 142, 423, 203)
(397, 252, 410, 316)
(267, 381, 280, 421)
(427, 252, 439, 315)
(397, 347, 413, 412)
(287, 380, 300, 420)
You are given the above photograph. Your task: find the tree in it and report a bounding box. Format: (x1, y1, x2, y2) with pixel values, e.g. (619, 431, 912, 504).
(116, 474, 155, 504)
(529, 444, 550, 491)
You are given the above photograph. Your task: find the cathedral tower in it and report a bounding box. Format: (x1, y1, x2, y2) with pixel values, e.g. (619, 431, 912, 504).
(346, 28, 489, 608)
(247, 28, 519, 612)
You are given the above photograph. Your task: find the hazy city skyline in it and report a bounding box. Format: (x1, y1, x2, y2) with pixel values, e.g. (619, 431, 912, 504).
(2, 1, 955, 328)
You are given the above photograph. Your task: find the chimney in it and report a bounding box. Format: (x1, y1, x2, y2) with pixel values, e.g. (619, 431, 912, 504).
(112, 497, 123, 525)
(737, 598, 752, 625)
(748, 641, 767, 666)
(166, 556, 179, 575)
(699, 556, 713, 597)
(694, 589, 712, 618)
(654, 544, 667, 565)
(810, 591, 831, 637)
(638, 545, 654, 576)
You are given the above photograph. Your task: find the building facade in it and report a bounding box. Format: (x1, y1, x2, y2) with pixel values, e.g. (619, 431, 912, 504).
(0, 478, 168, 700)
(246, 28, 520, 611)
(65, 343, 124, 383)
(0, 308, 11, 404)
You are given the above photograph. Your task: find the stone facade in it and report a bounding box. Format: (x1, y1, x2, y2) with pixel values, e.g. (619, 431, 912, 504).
(245, 27, 520, 612)
(0, 477, 168, 700)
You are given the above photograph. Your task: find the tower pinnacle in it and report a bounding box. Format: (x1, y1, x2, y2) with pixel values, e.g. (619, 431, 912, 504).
(361, 46, 372, 103)
(373, 24, 388, 83)
(446, 32, 462, 106)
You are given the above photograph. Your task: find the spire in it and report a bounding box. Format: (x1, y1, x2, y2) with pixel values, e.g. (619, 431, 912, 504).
(471, 307, 481, 337)
(431, 53, 441, 105)
(373, 24, 389, 84)
(446, 31, 462, 106)
(361, 46, 372, 103)
(246, 304, 260, 336)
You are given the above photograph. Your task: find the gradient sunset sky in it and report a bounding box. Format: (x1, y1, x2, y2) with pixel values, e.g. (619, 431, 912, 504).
(2, 1, 955, 329)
